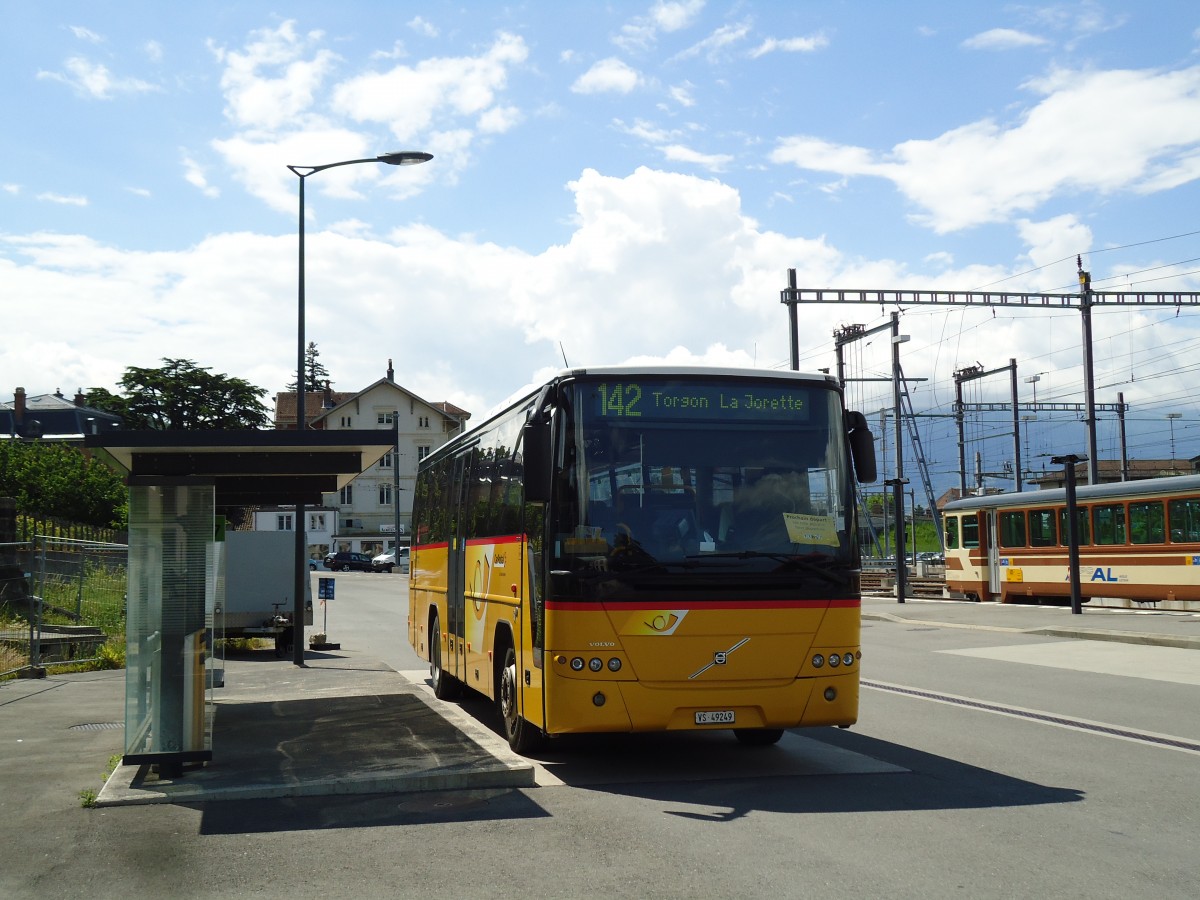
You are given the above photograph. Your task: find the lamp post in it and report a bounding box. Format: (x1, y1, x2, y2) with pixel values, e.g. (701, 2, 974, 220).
(287, 151, 431, 667)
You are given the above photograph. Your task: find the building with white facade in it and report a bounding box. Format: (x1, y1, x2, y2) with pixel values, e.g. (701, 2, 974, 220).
(266, 361, 469, 560)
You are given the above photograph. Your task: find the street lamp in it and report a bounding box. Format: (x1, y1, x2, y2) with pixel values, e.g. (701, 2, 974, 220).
(287, 150, 432, 667)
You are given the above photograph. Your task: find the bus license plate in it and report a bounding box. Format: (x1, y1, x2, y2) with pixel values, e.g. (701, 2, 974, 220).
(695, 710, 735, 725)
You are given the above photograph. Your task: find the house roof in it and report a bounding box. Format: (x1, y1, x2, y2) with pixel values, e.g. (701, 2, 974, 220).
(86, 429, 395, 508)
(2, 389, 123, 439)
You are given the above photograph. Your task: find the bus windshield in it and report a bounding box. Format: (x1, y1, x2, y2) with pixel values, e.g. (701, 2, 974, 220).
(548, 376, 855, 599)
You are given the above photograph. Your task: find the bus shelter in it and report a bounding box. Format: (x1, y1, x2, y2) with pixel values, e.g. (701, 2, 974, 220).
(86, 430, 393, 777)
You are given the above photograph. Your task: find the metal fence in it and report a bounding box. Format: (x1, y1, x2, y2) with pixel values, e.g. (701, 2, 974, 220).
(0, 536, 128, 678)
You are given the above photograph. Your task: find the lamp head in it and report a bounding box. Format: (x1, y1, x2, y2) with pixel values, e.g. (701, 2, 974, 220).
(378, 151, 433, 166)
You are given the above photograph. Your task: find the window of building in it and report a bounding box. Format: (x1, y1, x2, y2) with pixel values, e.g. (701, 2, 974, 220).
(339, 485, 353, 505)
(340, 415, 352, 428)
(999, 511, 1026, 547)
(419, 416, 429, 428)
(309, 513, 325, 531)
(378, 412, 394, 425)
(276, 514, 293, 531)
(417, 445, 431, 461)
(379, 484, 393, 505)
(380, 451, 393, 468)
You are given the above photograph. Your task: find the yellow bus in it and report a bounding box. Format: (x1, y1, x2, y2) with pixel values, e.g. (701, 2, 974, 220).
(408, 366, 877, 753)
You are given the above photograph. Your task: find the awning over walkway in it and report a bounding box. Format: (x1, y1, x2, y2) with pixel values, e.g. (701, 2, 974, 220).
(85, 430, 395, 507)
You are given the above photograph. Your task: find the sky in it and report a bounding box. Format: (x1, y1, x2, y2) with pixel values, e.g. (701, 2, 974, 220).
(4, 0, 1200, 499)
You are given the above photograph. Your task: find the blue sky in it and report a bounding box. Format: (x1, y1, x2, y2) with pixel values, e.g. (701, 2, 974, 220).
(4, 1, 1200, 495)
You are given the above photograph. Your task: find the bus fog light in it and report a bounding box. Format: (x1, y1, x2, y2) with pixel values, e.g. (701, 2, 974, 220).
(589, 657, 603, 672)
(824, 687, 837, 702)
(592, 692, 606, 707)
(811, 654, 824, 668)
(570, 657, 584, 671)
(608, 657, 622, 672)
(828, 654, 840, 668)
(842, 652, 854, 666)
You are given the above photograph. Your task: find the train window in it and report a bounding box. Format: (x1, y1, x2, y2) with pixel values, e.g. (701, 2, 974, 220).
(1129, 501, 1165, 545)
(1167, 497, 1200, 543)
(1059, 507, 1090, 545)
(999, 511, 1026, 547)
(945, 516, 959, 549)
(1093, 504, 1126, 545)
(961, 513, 980, 549)
(1029, 509, 1056, 547)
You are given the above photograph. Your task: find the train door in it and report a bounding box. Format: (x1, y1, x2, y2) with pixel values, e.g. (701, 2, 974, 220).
(986, 509, 1002, 599)
(445, 450, 470, 683)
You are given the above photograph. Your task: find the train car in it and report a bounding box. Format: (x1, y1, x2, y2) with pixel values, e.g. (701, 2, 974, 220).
(941, 475, 1200, 612)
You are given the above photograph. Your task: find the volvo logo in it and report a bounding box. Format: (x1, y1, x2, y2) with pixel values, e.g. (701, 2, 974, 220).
(689, 638, 750, 679)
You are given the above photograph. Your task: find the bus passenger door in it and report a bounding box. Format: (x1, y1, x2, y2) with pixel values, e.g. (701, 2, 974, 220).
(445, 451, 470, 683)
(986, 510, 1002, 599)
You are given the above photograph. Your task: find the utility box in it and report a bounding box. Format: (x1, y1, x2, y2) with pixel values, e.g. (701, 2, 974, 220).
(216, 531, 312, 655)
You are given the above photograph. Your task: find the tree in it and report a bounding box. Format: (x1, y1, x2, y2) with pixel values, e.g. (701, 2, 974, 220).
(0, 441, 127, 529)
(287, 342, 332, 392)
(87, 359, 270, 430)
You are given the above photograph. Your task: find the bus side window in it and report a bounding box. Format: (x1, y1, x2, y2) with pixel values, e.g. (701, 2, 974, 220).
(999, 511, 1026, 548)
(945, 515, 959, 550)
(961, 513, 980, 549)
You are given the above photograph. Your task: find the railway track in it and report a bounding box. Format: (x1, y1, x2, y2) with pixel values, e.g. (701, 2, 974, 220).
(859, 571, 946, 599)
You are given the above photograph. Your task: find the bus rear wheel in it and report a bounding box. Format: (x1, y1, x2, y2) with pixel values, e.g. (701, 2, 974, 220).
(734, 728, 784, 746)
(430, 613, 460, 700)
(499, 645, 542, 755)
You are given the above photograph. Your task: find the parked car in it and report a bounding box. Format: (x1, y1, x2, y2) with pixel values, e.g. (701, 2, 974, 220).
(323, 551, 373, 572)
(372, 547, 410, 573)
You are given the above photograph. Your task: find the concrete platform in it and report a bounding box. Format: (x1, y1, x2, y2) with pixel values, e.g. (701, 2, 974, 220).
(96, 651, 533, 806)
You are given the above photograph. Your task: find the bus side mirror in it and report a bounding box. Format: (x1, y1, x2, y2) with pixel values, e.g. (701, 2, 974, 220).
(522, 419, 552, 502)
(845, 410, 877, 483)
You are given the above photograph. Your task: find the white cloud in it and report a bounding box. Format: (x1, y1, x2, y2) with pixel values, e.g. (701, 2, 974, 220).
(571, 58, 642, 95)
(182, 155, 220, 198)
(771, 64, 1200, 233)
(749, 33, 830, 58)
(671, 21, 751, 62)
(408, 16, 438, 38)
(962, 28, 1050, 51)
(69, 26, 104, 44)
(652, 0, 705, 32)
(660, 144, 733, 172)
(36, 193, 87, 206)
(37, 56, 160, 99)
(668, 81, 696, 107)
(209, 21, 339, 131)
(333, 32, 529, 141)
(144, 40, 164, 63)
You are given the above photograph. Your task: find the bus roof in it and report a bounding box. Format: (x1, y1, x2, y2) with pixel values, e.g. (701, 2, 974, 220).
(942, 474, 1200, 512)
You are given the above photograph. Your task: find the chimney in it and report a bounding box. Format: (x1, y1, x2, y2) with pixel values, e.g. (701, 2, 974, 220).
(74, 388, 85, 407)
(387, 358, 395, 382)
(13, 387, 26, 425)
(322, 381, 333, 410)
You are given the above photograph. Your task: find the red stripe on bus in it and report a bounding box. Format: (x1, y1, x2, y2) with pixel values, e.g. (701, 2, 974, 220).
(464, 535, 524, 546)
(545, 598, 860, 611)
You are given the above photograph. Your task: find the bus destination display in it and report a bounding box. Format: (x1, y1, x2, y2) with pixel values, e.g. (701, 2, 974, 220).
(590, 381, 812, 422)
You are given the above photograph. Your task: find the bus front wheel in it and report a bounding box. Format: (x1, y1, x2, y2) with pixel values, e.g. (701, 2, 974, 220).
(734, 728, 784, 746)
(430, 613, 460, 700)
(499, 645, 542, 755)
